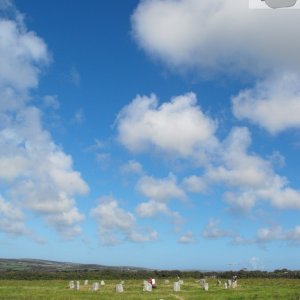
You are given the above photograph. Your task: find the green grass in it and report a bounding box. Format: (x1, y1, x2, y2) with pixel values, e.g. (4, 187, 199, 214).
(0, 278, 300, 299)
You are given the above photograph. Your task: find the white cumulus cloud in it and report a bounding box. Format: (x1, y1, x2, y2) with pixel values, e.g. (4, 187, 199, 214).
(116, 93, 217, 160)
(135, 174, 185, 227)
(0, 5, 89, 240)
(183, 127, 300, 212)
(91, 196, 158, 246)
(136, 173, 186, 202)
(232, 73, 300, 134)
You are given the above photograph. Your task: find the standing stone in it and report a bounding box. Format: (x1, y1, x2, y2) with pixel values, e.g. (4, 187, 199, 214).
(232, 275, 238, 288)
(199, 279, 206, 288)
(179, 279, 184, 285)
(76, 281, 80, 290)
(227, 279, 232, 288)
(217, 280, 222, 286)
(84, 280, 88, 286)
(173, 282, 180, 292)
(224, 282, 228, 289)
(92, 282, 99, 291)
(116, 284, 124, 293)
(69, 281, 75, 289)
(100, 280, 105, 286)
(143, 282, 152, 292)
(204, 282, 209, 291)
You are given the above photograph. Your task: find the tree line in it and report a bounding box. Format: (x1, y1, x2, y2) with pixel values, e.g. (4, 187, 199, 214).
(0, 268, 300, 280)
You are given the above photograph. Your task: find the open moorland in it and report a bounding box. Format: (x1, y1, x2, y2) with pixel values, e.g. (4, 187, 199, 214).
(0, 278, 300, 300)
(1, 260, 300, 299)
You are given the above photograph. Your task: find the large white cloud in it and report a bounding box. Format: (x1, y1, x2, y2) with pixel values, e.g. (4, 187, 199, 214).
(91, 196, 158, 245)
(132, 0, 300, 77)
(0, 5, 88, 239)
(116, 93, 217, 160)
(232, 73, 300, 134)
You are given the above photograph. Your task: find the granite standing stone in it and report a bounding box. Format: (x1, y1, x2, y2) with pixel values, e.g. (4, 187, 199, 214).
(92, 282, 99, 291)
(204, 282, 209, 291)
(227, 279, 232, 288)
(199, 279, 206, 288)
(116, 284, 124, 293)
(173, 282, 180, 292)
(69, 281, 75, 289)
(143, 282, 152, 292)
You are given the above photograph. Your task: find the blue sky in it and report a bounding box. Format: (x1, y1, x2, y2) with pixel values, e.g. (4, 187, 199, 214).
(1, 0, 300, 271)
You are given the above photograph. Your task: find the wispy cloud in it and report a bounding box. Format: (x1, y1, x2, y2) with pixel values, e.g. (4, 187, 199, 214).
(120, 160, 144, 175)
(69, 66, 81, 86)
(43, 95, 60, 110)
(178, 231, 196, 244)
(233, 225, 300, 246)
(202, 219, 234, 239)
(73, 108, 85, 124)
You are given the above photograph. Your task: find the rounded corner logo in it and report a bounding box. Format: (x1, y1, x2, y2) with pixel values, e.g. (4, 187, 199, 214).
(250, 0, 299, 9)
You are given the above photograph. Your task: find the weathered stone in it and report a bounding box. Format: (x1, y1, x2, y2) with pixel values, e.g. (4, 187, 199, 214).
(92, 282, 99, 291)
(100, 280, 105, 286)
(143, 282, 152, 292)
(227, 279, 232, 288)
(84, 280, 88, 286)
(76, 281, 80, 290)
(199, 279, 206, 288)
(116, 284, 124, 293)
(173, 282, 180, 292)
(69, 281, 75, 289)
(204, 282, 209, 291)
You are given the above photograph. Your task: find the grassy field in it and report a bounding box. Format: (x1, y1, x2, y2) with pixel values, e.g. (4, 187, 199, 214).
(0, 278, 300, 299)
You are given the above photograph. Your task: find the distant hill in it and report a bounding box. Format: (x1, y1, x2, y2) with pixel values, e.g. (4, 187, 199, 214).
(0, 258, 150, 272)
